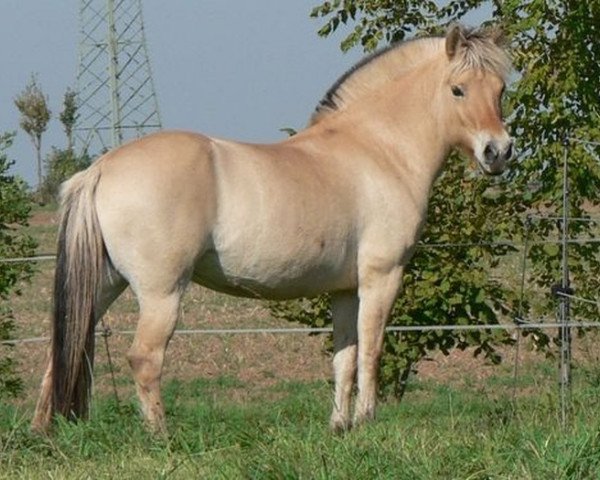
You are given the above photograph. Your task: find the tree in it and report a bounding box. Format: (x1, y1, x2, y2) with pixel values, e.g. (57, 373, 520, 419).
(59, 88, 78, 152)
(39, 90, 88, 203)
(14, 74, 51, 189)
(499, 0, 600, 344)
(310, 0, 484, 52)
(271, 1, 600, 396)
(0, 132, 37, 399)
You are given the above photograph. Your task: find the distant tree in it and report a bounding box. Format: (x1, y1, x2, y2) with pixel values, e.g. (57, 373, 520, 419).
(0, 132, 37, 399)
(59, 88, 78, 152)
(14, 74, 51, 189)
(39, 89, 87, 203)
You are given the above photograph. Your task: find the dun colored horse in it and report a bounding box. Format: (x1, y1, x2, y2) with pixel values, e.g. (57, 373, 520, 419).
(33, 25, 513, 434)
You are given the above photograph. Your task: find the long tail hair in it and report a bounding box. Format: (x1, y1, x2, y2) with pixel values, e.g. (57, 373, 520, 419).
(51, 166, 104, 420)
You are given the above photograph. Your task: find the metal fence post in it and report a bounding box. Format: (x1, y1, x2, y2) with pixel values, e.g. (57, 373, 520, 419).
(558, 136, 572, 427)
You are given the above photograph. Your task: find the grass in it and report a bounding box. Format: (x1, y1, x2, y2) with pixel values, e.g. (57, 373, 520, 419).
(3, 374, 600, 479)
(6, 205, 600, 478)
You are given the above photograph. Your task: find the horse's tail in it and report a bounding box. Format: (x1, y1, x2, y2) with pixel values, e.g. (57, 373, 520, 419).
(51, 166, 104, 421)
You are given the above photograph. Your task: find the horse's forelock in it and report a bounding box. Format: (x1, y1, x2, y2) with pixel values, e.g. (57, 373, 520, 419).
(449, 27, 512, 81)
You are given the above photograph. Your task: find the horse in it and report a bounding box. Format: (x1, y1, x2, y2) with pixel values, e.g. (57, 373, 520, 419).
(32, 24, 513, 434)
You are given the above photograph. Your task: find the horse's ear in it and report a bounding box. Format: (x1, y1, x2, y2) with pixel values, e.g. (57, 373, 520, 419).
(487, 26, 507, 47)
(445, 24, 467, 60)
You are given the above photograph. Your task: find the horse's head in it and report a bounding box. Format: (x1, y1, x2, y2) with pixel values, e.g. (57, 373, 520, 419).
(443, 25, 513, 176)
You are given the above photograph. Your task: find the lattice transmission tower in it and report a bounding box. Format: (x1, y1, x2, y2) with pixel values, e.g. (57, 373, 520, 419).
(74, 0, 162, 155)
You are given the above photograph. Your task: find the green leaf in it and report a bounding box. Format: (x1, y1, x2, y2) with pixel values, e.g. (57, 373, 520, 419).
(543, 243, 560, 257)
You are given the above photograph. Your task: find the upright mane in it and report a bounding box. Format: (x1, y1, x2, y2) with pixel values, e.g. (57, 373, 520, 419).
(310, 25, 511, 125)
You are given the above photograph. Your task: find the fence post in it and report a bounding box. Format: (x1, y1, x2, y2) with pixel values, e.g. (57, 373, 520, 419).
(512, 214, 532, 411)
(558, 136, 572, 427)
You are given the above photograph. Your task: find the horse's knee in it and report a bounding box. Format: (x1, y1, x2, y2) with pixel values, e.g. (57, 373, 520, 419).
(127, 348, 163, 386)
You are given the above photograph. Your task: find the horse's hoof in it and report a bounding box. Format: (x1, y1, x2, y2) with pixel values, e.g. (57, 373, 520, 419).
(329, 417, 352, 435)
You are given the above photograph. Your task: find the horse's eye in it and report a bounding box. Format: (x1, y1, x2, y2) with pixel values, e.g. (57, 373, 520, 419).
(451, 85, 464, 98)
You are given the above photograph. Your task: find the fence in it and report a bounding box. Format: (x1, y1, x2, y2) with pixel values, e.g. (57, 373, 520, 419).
(2, 137, 600, 426)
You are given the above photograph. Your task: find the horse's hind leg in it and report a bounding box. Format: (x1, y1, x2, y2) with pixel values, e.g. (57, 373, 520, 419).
(127, 288, 184, 434)
(329, 291, 359, 433)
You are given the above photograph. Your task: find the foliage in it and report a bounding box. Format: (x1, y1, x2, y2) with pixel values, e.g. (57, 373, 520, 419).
(272, 1, 600, 396)
(0, 132, 37, 398)
(311, 0, 490, 52)
(500, 1, 600, 344)
(38, 148, 90, 203)
(13, 74, 51, 189)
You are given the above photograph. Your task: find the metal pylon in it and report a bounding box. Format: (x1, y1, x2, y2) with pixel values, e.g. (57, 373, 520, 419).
(74, 0, 162, 155)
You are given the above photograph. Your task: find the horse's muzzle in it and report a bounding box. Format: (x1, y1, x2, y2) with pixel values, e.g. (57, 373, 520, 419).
(482, 138, 514, 175)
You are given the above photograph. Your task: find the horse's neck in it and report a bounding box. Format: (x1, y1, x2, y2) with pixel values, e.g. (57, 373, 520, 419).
(348, 71, 450, 196)
(299, 57, 451, 200)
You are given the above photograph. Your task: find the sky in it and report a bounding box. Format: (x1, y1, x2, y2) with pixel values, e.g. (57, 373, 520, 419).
(1, 1, 365, 186)
(1, 2, 489, 187)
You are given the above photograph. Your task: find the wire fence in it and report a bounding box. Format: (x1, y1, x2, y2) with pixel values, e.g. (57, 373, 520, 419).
(3, 233, 600, 265)
(5, 225, 600, 345)
(3, 319, 600, 347)
(0, 254, 56, 264)
(3, 233, 599, 348)
(2, 137, 600, 426)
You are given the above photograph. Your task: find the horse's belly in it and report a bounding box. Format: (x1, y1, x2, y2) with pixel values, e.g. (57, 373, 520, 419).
(192, 243, 356, 300)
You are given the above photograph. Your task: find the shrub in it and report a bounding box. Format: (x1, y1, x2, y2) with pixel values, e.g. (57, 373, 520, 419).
(0, 132, 37, 398)
(38, 147, 90, 203)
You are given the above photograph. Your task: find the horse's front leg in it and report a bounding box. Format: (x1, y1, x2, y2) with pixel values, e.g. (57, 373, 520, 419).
(353, 265, 403, 426)
(329, 291, 359, 433)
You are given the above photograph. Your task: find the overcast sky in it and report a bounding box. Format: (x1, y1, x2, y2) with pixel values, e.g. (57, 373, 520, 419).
(1, 2, 488, 186)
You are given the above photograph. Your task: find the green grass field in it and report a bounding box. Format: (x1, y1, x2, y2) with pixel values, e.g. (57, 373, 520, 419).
(2, 372, 600, 479)
(4, 207, 600, 479)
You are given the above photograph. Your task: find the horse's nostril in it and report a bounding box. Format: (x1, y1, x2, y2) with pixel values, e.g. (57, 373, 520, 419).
(504, 141, 514, 161)
(483, 142, 498, 164)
